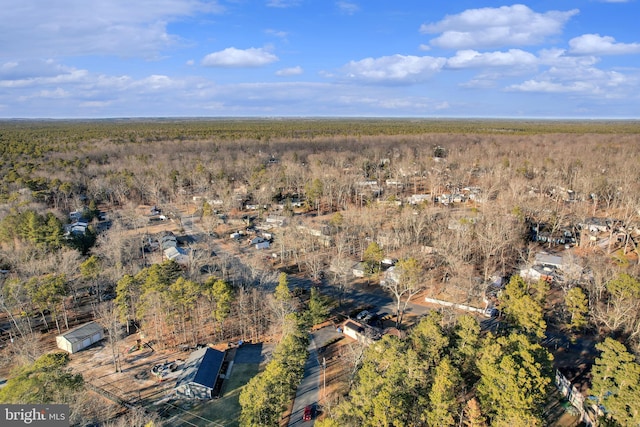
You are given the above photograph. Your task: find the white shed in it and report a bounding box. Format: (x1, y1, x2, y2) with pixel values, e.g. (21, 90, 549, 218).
(56, 321, 104, 354)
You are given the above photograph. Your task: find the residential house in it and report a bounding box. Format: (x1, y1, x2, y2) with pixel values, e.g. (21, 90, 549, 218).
(69, 210, 82, 222)
(245, 203, 267, 211)
(164, 246, 189, 265)
(385, 179, 404, 188)
(266, 215, 288, 227)
(463, 187, 484, 202)
(529, 222, 576, 247)
(175, 347, 225, 400)
(548, 187, 578, 203)
(356, 181, 383, 197)
(161, 233, 178, 250)
(64, 220, 89, 236)
(520, 265, 555, 283)
(451, 193, 467, 203)
(255, 241, 270, 250)
(578, 218, 611, 234)
(380, 266, 400, 287)
(408, 194, 431, 205)
(520, 251, 582, 283)
(248, 236, 266, 246)
(519, 252, 563, 282)
(535, 252, 564, 269)
(296, 224, 333, 247)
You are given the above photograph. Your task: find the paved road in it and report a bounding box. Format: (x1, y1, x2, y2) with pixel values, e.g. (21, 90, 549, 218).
(288, 336, 321, 426)
(288, 327, 342, 427)
(181, 216, 437, 425)
(182, 214, 429, 324)
(288, 274, 431, 325)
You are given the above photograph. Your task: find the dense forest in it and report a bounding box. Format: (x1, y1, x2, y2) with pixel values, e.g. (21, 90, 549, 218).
(0, 119, 639, 426)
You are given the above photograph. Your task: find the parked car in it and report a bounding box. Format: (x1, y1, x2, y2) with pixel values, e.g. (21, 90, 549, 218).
(356, 310, 370, 321)
(100, 293, 115, 301)
(303, 405, 313, 421)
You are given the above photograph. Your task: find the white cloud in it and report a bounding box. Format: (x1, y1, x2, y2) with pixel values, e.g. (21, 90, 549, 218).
(0, 59, 455, 117)
(0, 0, 223, 58)
(80, 101, 112, 108)
(36, 88, 70, 99)
(202, 47, 278, 67)
(507, 65, 634, 97)
(342, 54, 446, 84)
(419, 44, 431, 52)
(0, 63, 90, 88)
(266, 0, 301, 8)
(459, 79, 498, 89)
(134, 75, 182, 91)
(0, 59, 77, 80)
(265, 29, 289, 39)
(337, 1, 360, 15)
(276, 66, 304, 76)
(447, 49, 537, 69)
(334, 94, 448, 113)
(421, 4, 578, 49)
(569, 34, 640, 55)
(538, 48, 599, 68)
(507, 80, 594, 93)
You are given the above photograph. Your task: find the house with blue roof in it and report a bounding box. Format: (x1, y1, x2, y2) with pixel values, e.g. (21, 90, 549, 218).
(175, 347, 225, 399)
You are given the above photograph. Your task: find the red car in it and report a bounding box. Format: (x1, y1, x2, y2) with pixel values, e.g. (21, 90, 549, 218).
(303, 405, 313, 421)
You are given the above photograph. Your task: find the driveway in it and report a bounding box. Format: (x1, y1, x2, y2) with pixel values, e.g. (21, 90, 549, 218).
(234, 343, 273, 364)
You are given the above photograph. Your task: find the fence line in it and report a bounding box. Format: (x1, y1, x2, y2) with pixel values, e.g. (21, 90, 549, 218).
(554, 369, 599, 427)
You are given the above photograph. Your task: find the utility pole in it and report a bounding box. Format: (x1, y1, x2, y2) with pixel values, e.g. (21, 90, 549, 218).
(322, 357, 326, 401)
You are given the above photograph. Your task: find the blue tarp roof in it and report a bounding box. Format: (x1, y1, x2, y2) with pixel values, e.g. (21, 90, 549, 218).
(176, 347, 225, 390)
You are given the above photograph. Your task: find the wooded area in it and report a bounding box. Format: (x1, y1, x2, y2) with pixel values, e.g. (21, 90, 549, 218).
(0, 119, 639, 426)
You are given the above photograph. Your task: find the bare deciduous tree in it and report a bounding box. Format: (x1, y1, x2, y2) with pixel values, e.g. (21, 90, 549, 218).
(96, 301, 123, 373)
(382, 257, 425, 327)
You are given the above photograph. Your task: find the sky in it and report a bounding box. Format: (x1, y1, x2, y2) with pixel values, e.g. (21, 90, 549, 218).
(1, 1, 640, 118)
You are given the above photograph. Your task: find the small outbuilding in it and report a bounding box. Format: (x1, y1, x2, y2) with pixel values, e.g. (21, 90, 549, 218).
(343, 320, 365, 341)
(352, 262, 367, 278)
(56, 321, 104, 354)
(175, 347, 225, 399)
(342, 320, 379, 346)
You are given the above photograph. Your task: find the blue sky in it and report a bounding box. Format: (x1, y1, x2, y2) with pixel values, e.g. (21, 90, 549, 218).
(1, 1, 639, 118)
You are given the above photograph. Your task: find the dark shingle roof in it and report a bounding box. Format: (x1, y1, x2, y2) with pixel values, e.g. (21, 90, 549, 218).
(176, 347, 225, 390)
(343, 320, 364, 333)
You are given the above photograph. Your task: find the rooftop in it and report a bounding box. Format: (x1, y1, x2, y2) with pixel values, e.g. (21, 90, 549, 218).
(176, 347, 225, 390)
(58, 321, 103, 344)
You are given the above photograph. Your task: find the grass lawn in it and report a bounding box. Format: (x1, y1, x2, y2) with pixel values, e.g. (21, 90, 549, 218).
(176, 363, 260, 427)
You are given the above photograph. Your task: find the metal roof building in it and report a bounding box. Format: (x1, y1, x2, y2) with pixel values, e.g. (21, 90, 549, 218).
(56, 321, 104, 354)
